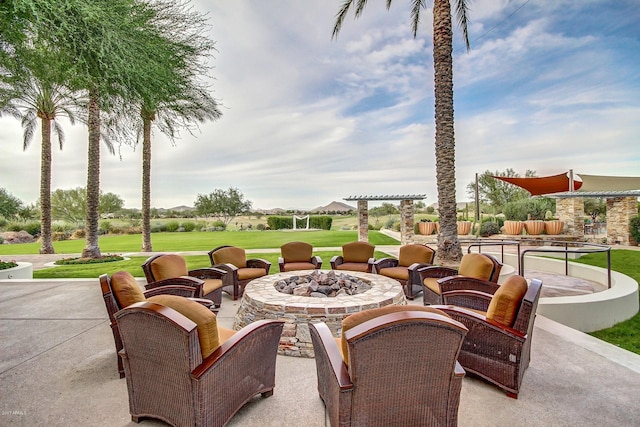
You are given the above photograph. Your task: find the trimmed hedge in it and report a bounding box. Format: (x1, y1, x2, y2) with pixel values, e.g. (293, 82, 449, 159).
(267, 216, 332, 230)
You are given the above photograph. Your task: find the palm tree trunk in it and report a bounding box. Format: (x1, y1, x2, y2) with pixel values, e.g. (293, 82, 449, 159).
(433, 0, 462, 264)
(141, 114, 153, 252)
(39, 118, 55, 254)
(82, 88, 102, 259)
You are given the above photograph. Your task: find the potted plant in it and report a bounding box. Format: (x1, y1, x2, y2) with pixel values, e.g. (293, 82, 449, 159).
(544, 218, 564, 235)
(418, 218, 436, 235)
(456, 220, 472, 235)
(503, 220, 524, 235)
(524, 217, 545, 235)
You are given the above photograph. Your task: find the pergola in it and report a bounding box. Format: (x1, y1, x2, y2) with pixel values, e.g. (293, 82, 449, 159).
(343, 194, 426, 245)
(492, 171, 640, 245)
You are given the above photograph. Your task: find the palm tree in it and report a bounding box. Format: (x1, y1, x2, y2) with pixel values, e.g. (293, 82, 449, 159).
(333, 0, 470, 264)
(0, 78, 80, 254)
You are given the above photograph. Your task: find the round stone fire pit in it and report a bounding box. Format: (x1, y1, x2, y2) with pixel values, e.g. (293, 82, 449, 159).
(233, 270, 406, 357)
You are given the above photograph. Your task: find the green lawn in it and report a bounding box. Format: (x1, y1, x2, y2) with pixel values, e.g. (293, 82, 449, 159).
(0, 230, 399, 255)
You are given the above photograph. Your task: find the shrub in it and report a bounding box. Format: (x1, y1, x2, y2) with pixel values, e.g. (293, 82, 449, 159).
(479, 221, 501, 237)
(181, 221, 196, 232)
(0, 218, 8, 229)
(503, 198, 554, 221)
(256, 223, 266, 230)
(52, 231, 69, 241)
(7, 221, 41, 236)
(630, 216, 640, 245)
(0, 236, 4, 244)
(150, 223, 165, 233)
(99, 220, 112, 235)
(166, 221, 180, 232)
(266, 216, 332, 230)
(71, 229, 86, 239)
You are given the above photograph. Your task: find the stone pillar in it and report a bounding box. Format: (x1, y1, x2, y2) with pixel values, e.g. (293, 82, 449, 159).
(400, 199, 414, 245)
(556, 197, 584, 235)
(606, 197, 637, 245)
(357, 200, 368, 242)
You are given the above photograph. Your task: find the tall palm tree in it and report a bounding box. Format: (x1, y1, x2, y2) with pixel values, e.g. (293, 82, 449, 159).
(333, 0, 470, 263)
(0, 78, 80, 254)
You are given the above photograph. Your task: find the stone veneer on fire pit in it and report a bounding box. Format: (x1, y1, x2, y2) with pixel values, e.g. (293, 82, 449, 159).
(233, 270, 406, 357)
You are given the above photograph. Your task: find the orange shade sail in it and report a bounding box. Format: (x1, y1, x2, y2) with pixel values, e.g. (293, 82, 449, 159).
(492, 172, 582, 196)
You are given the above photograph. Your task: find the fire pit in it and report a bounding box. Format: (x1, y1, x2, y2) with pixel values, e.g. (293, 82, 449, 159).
(233, 270, 406, 357)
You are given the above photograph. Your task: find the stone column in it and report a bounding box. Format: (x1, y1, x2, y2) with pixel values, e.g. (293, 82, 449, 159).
(357, 200, 368, 242)
(556, 197, 584, 235)
(400, 199, 414, 245)
(606, 196, 637, 245)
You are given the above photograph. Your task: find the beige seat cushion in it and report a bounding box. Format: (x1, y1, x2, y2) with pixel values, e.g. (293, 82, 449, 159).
(398, 244, 434, 267)
(486, 276, 528, 327)
(150, 254, 188, 279)
(282, 262, 316, 271)
(212, 247, 247, 268)
(336, 262, 369, 272)
(423, 277, 441, 294)
(237, 267, 267, 280)
(111, 271, 146, 308)
(379, 266, 409, 281)
(458, 253, 494, 280)
(203, 279, 223, 295)
(149, 294, 228, 358)
(342, 242, 374, 263)
(340, 305, 449, 365)
(281, 242, 313, 263)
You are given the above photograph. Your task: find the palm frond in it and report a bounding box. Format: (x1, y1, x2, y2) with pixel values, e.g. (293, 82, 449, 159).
(453, 0, 471, 51)
(332, 0, 355, 40)
(410, 0, 426, 39)
(52, 120, 65, 150)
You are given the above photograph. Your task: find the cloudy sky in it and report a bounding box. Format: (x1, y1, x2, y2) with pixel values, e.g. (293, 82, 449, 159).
(1, 0, 638, 211)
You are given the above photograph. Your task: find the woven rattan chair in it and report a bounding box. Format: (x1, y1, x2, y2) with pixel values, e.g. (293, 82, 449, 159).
(208, 245, 271, 300)
(99, 271, 208, 378)
(433, 276, 543, 398)
(330, 241, 375, 273)
(278, 241, 322, 272)
(115, 296, 284, 426)
(142, 253, 225, 308)
(310, 305, 467, 426)
(373, 243, 436, 299)
(416, 253, 503, 305)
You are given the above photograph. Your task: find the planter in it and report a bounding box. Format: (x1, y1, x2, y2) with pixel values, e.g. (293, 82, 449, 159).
(524, 220, 545, 235)
(503, 220, 524, 235)
(544, 220, 565, 235)
(435, 222, 440, 233)
(0, 262, 33, 280)
(457, 221, 472, 235)
(418, 222, 436, 235)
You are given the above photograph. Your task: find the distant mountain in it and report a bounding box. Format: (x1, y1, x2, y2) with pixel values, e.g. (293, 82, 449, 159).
(166, 205, 195, 212)
(311, 201, 356, 213)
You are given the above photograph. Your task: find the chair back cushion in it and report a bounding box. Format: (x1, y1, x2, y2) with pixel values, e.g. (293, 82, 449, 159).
(398, 244, 435, 267)
(150, 254, 188, 280)
(458, 253, 494, 280)
(340, 305, 449, 364)
(281, 242, 313, 263)
(150, 294, 220, 358)
(212, 246, 247, 268)
(111, 271, 146, 308)
(486, 275, 529, 327)
(342, 242, 375, 263)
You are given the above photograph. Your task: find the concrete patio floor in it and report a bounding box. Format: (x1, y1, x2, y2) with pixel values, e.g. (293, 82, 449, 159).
(2, 271, 640, 427)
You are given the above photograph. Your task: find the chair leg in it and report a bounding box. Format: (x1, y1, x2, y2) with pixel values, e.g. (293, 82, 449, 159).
(261, 389, 274, 398)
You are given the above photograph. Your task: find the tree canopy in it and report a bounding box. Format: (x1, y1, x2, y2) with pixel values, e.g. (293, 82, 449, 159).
(195, 188, 252, 225)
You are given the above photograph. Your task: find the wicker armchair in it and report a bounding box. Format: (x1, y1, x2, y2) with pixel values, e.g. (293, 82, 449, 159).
(330, 241, 375, 273)
(208, 245, 271, 300)
(142, 253, 225, 308)
(99, 271, 210, 378)
(278, 241, 323, 272)
(373, 243, 435, 299)
(416, 253, 503, 305)
(115, 296, 284, 426)
(310, 305, 467, 427)
(433, 276, 543, 398)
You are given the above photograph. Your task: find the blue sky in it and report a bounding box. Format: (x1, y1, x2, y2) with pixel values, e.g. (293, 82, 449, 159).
(1, 0, 638, 210)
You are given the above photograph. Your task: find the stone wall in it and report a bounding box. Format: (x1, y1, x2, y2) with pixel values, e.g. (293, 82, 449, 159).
(357, 200, 368, 242)
(556, 197, 585, 235)
(400, 199, 414, 245)
(606, 196, 638, 245)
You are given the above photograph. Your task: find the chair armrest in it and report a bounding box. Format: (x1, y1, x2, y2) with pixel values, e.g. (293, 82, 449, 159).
(310, 322, 352, 390)
(188, 267, 226, 280)
(185, 297, 218, 312)
(407, 262, 432, 273)
(191, 319, 284, 380)
(440, 289, 494, 312)
(373, 257, 398, 272)
(438, 275, 500, 295)
(311, 256, 323, 269)
(330, 255, 343, 269)
(247, 258, 271, 273)
(432, 305, 527, 341)
(416, 265, 459, 279)
(144, 276, 204, 297)
(143, 284, 201, 298)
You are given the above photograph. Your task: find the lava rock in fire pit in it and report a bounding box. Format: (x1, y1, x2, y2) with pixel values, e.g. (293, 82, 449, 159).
(274, 270, 372, 297)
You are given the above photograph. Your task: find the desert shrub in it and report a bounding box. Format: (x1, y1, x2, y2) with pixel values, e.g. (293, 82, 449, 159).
(393, 222, 401, 232)
(503, 198, 554, 221)
(181, 221, 196, 232)
(481, 216, 504, 227)
(384, 217, 397, 229)
(166, 221, 180, 232)
(125, 226, 142, 234)
(99, 220, 112, 235)
(204, 220, 226, 231)
(266, 216, 332, 230)
(0, 236, 4, 244)
(479, 221, 501, 237)
(630, 216, 640, 245)
(7, 221, 41, 236)
(150, 223, 165, 233)
(0, 218, 8, 229)
(52, 231, 69, 241)
(71, 229, 86, 239)
(256, 223, 266, 230)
